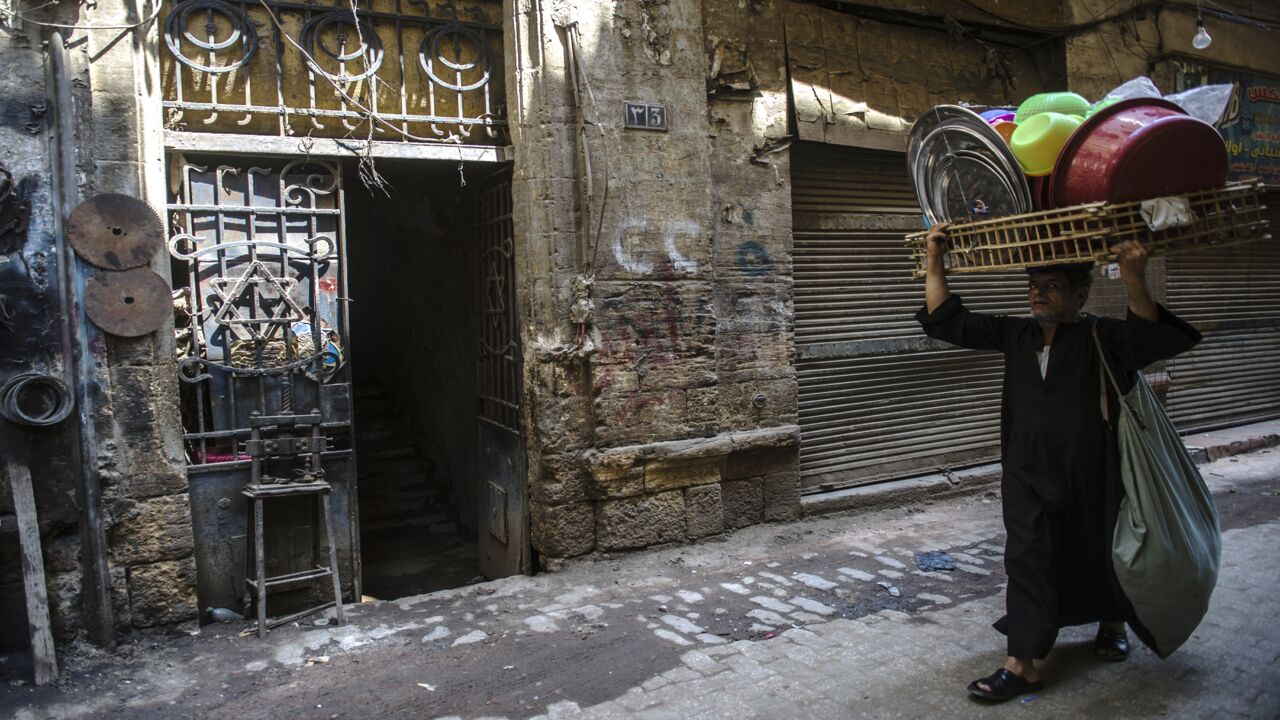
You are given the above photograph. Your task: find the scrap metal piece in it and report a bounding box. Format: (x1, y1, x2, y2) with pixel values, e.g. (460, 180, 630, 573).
(0, 163, 32, 255)
(66, 194, 164, 270)
(84, 268, 170, 337)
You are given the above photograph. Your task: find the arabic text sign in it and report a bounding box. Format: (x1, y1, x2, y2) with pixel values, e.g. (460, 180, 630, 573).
(1212, 69, 1280, 185)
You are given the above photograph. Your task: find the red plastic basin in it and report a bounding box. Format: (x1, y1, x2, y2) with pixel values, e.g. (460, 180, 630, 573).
(1048, 97, 1227, 207)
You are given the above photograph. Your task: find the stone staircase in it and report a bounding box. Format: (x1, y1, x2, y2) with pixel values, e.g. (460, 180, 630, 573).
(353, 379, 457, 535)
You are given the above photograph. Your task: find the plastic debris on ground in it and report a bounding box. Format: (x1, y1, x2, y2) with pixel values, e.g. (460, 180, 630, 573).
(915, 551, 957, 572)
(207, 607, 245, 623)
(876, 581, 902, 598)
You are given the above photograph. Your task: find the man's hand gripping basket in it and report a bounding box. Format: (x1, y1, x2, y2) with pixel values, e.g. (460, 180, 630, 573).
(905, 181, 1271, 277)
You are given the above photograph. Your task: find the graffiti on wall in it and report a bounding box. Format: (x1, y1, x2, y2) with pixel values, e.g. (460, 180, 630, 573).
(611, 218, 701, 275)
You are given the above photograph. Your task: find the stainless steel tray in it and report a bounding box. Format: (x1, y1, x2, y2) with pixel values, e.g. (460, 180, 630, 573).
(908, 105, 1032, 225)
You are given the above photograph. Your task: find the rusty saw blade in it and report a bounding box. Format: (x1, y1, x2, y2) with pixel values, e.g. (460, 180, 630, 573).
(66, 193, 164, 271)
(84, 268, 171, 337)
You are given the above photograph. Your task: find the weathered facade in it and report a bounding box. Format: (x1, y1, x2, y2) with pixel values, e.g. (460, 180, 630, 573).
(1, 0, 1277, 657)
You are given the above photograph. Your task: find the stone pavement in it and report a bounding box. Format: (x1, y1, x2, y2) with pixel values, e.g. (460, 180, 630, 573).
(3, 450, 1278, 720)
(514, 519, 1280, 720)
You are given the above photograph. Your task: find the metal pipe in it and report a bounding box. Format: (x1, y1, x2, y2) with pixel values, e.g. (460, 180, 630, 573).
(46, 31, 116, 648)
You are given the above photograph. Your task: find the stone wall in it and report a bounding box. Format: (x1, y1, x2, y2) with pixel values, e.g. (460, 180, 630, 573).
(82, 1, 198, 632)
(0, 2, 88, 649)
(0, 0, 197, 649)
(509, 0, 801, 567)
(509, 0, 1088, 565)
(1064, 0, 1279, 101)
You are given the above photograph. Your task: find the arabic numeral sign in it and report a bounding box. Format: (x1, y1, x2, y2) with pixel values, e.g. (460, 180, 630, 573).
(625, 102, 668, 131)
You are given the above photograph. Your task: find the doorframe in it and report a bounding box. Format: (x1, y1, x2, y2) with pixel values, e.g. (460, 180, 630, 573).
(165, 140, 531, 603)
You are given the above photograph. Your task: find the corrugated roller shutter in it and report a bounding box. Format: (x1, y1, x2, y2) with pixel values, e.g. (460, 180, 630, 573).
(792, 142, 1027, 492)
(1165, 192, 1280, 431)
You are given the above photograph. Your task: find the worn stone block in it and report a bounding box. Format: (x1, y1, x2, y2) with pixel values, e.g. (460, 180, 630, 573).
(685, 386, 721, 437)
(108, 365, 184, 461)
(86, 92, 141, 163)
(593, 362, 640, 396)
(93, 159, 143, 197)
(726, 446, 799, 482)
(638, 354, 718, 391)
(593, 281, 715, 364)
(594, 388, 689, 446)
(45, 571, 82, 642)
(713, 222, 795, 278)
(718, 333, 795, 382)
(762, 470, 801, 522)
(126, 558, 198, 627)
(107, 334, 161, 367)
(597, 490, 686, 551)
(109, 366, 161, 439)
(718, 377, 798, 429)
(129, 464, 189, 500)
(587, 461, 645, 499)
(530, 501, 595, 558)
(722, 478, 764, 530)
(109, 494, 194, 566)
(685, 484, 725, 538)
(42, 532, 82, 574)
(110, 565, 131, 633)
(645, 456, 722, 493)
(715, 282, 792, 335)
(533, 453, 590, 505)
(534, 392, 594, 454)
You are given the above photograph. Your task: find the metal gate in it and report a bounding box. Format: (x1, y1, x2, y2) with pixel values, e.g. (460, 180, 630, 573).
(1165, 194, 1280, 431)
(169, 156, 358, 612)
(792, 142, 1026, 492)
(474, 170, 528, 577)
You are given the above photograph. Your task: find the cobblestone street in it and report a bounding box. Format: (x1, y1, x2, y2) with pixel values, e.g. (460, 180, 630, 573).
(518, 518, 1279, 720)
(4, 447, 1278, 720)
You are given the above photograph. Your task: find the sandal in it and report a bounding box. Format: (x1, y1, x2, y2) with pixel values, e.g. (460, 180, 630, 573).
(1094, 625, 1130, 662)
(966, 668, 1043, 702)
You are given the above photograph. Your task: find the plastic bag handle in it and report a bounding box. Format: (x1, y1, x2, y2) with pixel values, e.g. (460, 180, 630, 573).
(1092, 320, 1146, 429)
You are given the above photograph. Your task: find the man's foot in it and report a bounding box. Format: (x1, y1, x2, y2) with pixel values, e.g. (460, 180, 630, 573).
(966, 668, 1043, 702)
(1094, 624, 1130, 662)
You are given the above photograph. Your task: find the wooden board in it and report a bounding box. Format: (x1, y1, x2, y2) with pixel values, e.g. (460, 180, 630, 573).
(6, 435, 58, 685)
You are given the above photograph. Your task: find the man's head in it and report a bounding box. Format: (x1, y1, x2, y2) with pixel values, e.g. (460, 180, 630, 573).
(1027, 263, 1092, 323)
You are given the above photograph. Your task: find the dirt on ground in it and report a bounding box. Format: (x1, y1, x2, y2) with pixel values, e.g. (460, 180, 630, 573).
(3, 449, 1278, 720)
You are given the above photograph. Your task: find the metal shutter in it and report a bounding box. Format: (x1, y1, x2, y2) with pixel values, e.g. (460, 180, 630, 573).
(1165, 191, 1280, 431)
(791, 142, 1027, 492)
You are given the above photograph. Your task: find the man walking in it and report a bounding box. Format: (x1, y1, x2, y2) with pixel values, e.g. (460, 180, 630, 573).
(915, 224, 1201, 701)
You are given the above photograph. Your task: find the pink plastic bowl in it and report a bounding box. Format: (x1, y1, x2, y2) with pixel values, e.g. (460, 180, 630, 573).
(1048, 97, 1227, 207)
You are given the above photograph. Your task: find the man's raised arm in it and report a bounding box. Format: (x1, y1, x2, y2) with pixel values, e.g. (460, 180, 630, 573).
(1112, 239, 1158, 322)
(925, 222, 952, 313)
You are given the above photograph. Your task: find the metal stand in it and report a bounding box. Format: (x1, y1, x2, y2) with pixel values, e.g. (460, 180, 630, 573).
(241, 411, 344, 637)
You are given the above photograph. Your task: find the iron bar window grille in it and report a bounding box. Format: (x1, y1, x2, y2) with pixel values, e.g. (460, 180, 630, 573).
(161, 0, 506, 145)
(170, 156, 352, 467)
(476, 177, 520, 433)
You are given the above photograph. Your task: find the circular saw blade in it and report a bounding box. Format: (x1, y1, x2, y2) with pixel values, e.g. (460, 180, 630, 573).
(84, 268, 171, 337)
(66, 193, 164, 271)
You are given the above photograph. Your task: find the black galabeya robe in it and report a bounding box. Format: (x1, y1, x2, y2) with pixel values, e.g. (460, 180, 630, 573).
(916, 295, 1201, 658)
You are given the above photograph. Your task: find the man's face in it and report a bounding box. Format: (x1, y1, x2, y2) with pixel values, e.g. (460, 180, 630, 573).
(1028, 271, 1087, 323)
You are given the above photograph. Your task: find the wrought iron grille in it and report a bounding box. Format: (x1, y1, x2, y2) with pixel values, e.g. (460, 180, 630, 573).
(161, 0, 506, 144)
(169, 157, 352, 466)
(476, 175, 520, 433)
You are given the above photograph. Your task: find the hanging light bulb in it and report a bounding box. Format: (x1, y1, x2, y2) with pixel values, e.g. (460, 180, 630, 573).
(1192, 18, 1213, 49)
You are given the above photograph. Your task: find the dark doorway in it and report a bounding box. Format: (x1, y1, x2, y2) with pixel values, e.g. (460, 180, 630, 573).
(344, 159, 488, 600)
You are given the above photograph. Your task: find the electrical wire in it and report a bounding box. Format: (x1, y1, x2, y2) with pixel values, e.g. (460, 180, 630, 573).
(253, 0, 465, 146)
(2, 1, 162, 31)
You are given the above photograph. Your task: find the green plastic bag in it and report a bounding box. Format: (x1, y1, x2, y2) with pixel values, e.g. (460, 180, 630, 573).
(1094, 325, 1221, 658)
